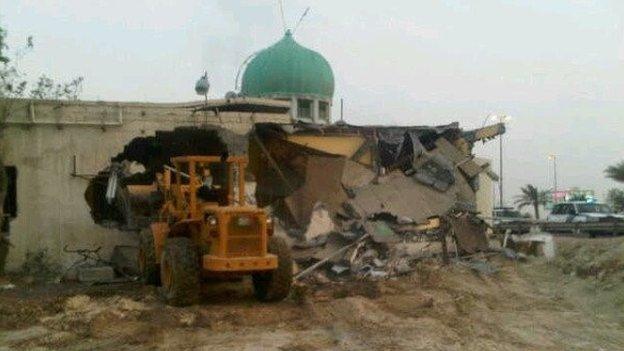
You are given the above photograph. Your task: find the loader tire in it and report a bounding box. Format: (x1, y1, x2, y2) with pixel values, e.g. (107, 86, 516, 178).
(138, 228, 160, 285)
(159, 237, 201, 306)
(252, 236, 293, 302)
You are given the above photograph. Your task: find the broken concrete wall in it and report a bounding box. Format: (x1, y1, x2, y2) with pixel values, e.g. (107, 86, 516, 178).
(84, 126, 248, 229)
(250, 128, 348, 229)
(283, 155, 347, 228)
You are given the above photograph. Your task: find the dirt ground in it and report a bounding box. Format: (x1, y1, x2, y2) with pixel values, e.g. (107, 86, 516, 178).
(1, 236, 623, 351)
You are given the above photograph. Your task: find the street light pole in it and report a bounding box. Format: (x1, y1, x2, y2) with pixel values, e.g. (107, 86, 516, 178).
(549, 154, 558, 201)
(482, 114, 510, 208)
(499, 130, 503, 208)
(553, 156, 557, 194)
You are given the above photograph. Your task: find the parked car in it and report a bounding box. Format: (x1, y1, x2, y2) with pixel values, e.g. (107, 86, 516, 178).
(492, 207, 531, 234)
(547, 202, 624, 223)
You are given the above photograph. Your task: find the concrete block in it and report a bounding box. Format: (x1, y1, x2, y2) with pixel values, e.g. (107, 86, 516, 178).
(77, 266, 116, 283)
(110, 245, 139, 276)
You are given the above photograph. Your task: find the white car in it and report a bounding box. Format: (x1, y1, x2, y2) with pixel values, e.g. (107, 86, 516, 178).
(547, 202, 624, 223)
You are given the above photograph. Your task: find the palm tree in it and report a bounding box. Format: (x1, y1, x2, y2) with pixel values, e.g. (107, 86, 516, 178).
(514, 184, 550, 219)
(605, 161, 624, 183)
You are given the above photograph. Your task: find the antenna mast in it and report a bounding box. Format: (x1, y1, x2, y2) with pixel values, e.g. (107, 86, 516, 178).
(278, 0, 287, 32)
(293, 7, 310, 35)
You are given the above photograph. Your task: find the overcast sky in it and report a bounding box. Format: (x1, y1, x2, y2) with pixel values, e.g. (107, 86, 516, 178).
(2, 0, 623, 205)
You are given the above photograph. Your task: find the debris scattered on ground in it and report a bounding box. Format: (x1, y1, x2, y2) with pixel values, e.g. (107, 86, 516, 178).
(5, 237, 624, 351)
(462, 259, 500, 275)
(504, 231, 556, 260)
(448, 212, 489, 254)
(290, 207, 491, 282)
(76, 266, 116, 283)
(301, 202, 335, 242)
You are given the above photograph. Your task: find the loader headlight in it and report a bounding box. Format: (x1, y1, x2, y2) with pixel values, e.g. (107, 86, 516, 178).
(207, 216, 217, 226)
(266, 216, 274, 236)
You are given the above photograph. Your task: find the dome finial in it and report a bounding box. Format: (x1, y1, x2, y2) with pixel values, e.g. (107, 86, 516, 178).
(285, 29, 292, 37)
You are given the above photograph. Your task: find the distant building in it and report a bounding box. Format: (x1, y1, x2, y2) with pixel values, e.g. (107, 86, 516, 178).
(550, 188, 596, 205)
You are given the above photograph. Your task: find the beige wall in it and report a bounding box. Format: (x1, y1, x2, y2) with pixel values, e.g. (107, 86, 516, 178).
(0, 99, 289, 271)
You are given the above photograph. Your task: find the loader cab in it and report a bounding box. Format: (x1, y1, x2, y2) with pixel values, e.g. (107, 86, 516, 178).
(163, 155, 248, 219)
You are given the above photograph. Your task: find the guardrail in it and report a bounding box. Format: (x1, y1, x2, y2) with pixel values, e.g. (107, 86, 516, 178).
(492, 220, 624, 236)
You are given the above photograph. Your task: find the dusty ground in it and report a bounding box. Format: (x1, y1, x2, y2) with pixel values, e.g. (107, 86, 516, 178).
(1, 236, 623, 350)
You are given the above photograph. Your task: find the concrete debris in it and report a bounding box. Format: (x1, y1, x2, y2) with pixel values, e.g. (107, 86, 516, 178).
(330, 263, 350, 275)
(341, 160, 376, 189)
(76, 266, 116, 283)
(276, 125, 496, 282)
(394, 260, 414, 275)
(110, 245, 140, 276)
(302, 202, 335, 242)
(464, 260, 500, 275)
(283, 155, 347, 228)
(292, 234, 328, 249)
(448, 212, 489, 254)
(505, 232, 556, 260)
(292, 208, 491, 282)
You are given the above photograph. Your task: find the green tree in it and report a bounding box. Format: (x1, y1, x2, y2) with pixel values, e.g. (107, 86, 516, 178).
(0, 26, 30, 123)
(1, 23, 83, 128)
(514, 184, 550, 219)
(606, 188, 624, 213)
(605, 161, 624, 183)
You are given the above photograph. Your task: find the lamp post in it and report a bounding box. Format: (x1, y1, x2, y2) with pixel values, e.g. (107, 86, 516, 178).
(482, 114, 511, 207)
(548, 154, 558, 202)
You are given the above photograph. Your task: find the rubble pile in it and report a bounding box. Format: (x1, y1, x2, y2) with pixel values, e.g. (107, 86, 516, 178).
(287, 203, 491, 282)
(250, 122, 504, 281)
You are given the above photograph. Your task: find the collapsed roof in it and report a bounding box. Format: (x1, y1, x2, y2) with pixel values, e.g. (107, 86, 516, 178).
(250, 121, 504, 228)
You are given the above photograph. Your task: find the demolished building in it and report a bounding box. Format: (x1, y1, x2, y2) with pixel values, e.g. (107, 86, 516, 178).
(251, 122, 504, 229)
(82, 120, 504, 280)
(249, 122, 504, 279)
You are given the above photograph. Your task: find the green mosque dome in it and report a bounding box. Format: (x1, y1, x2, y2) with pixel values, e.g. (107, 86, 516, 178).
(240, 30, 334, 100)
